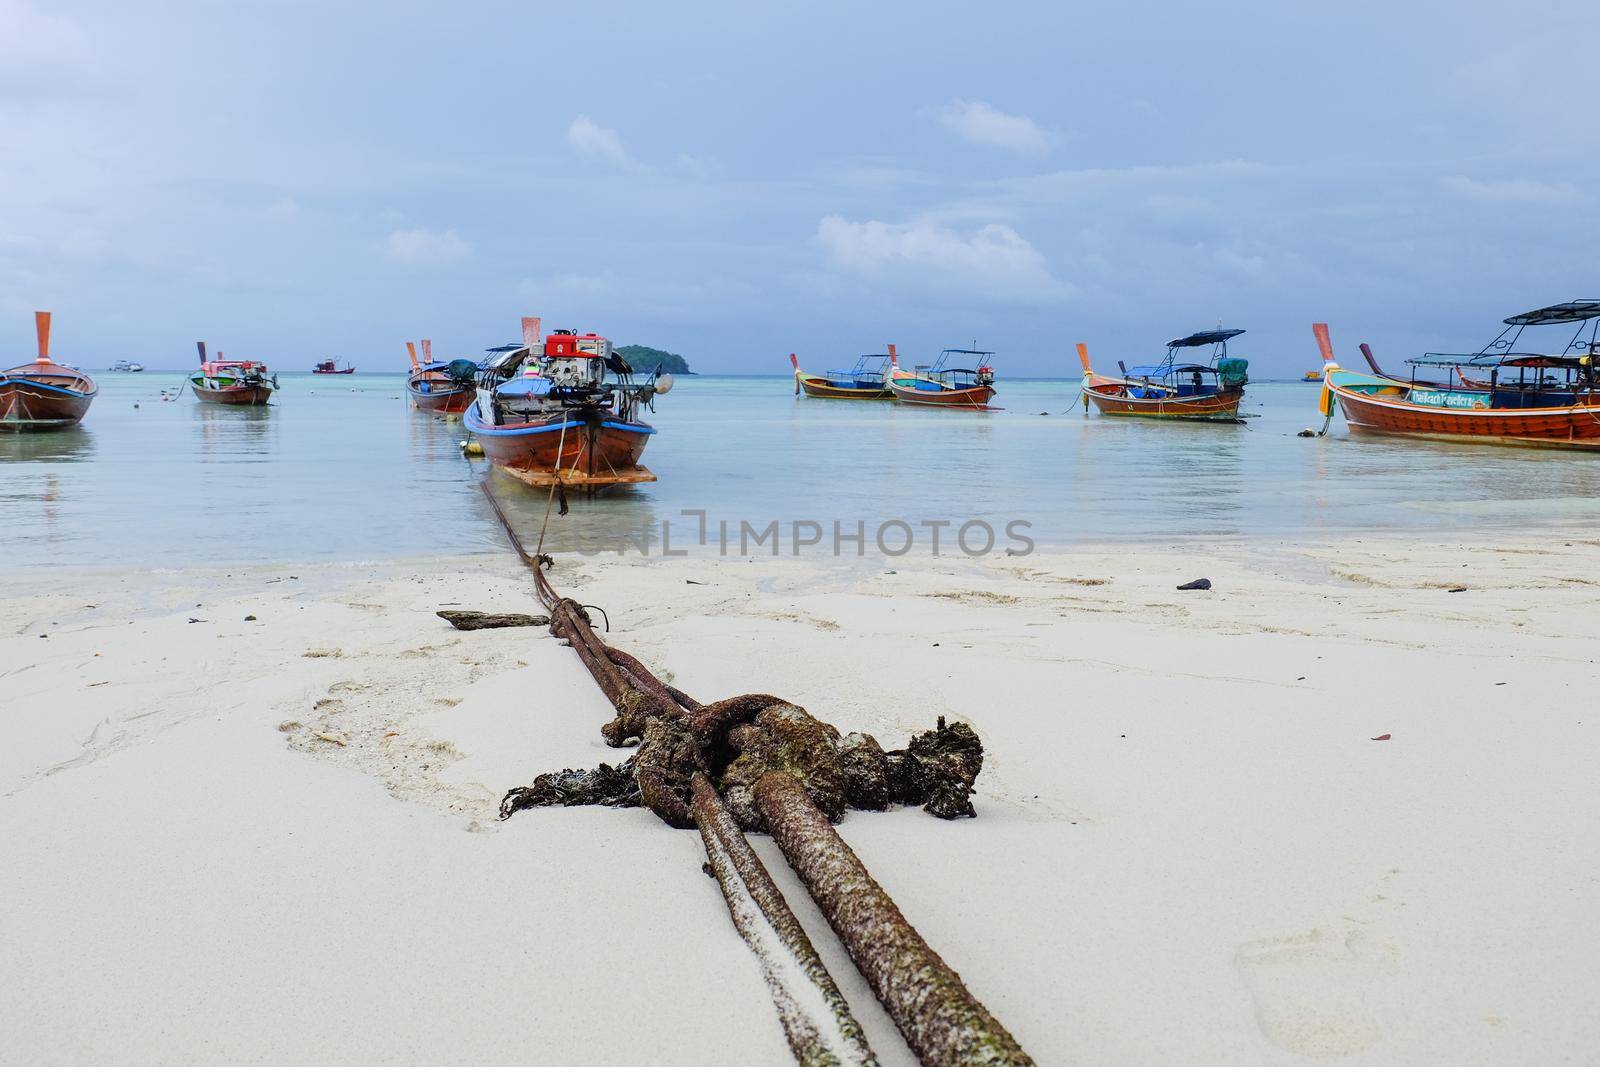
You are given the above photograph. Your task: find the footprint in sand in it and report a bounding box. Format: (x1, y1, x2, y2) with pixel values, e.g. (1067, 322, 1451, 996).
(1235, 924, 1398, 1057)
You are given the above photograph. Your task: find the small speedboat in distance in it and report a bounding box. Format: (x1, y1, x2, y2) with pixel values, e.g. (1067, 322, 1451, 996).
(1313, 300, 1600, 449)
(110, 360, 144, 373)
(0, 312, 97, 431)
(790, 348, 895, 399)
(464, 316, 670, 491)
(189, 342, 277, 405)
(1078, 329, 1249, 421)
(312, 359, 355, 375)
(886, 347, 998, 409)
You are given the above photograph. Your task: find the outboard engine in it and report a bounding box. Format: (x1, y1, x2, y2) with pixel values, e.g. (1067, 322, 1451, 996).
(446, 358, 479, 383)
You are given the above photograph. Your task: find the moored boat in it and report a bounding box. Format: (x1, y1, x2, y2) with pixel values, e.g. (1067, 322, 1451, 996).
(1313, 301, 1600, 449)
(405, 339, 476, 414)
(463, 317, 671, 491)
(790, 348, 895, 399)
(1078, 329, 1249, 421)
(189, 342, 277, 405)
(886, 348, 998, 409)
(313, 359, 355, 375)
(0, 312, 98, 431)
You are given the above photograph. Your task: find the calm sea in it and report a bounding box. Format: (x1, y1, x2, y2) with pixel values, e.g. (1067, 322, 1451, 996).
(5, 372, 1600, 568)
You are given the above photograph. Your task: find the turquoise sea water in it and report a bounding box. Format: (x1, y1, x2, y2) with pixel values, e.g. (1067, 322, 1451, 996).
(5, 372, 1600, 568)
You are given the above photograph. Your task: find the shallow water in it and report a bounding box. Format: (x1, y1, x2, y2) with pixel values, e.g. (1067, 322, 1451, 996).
(4, 372, 1599, 568)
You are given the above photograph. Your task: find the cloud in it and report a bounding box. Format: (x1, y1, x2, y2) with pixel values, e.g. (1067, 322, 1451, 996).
(385, 227, 469, 264)
(517, 272, 614, 300)
(1005, 160, 1270, 202)
(564, 118, 715, 179)
(567, 115, 637, 170)
(816, 215, 1072, 301)
(1441, 175, 1582, 205)
(826, 166, 937, 193)
(0, 0, 95, 99)
(933, 100, 1052, 154)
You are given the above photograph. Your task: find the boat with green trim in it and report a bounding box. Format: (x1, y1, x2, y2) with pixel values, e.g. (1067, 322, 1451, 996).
(1078, 329, 1249, 421)
(189, 342, 277, 405)
(1312, 301, 1600, 449)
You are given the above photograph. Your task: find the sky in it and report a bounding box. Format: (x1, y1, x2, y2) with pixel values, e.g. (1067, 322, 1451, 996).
(2, 0, 1597, 375)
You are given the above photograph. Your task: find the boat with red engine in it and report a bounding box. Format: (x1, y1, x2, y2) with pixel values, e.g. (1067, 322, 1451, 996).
(405, 339, 475, 415)
(886, 347, 999, 409)
(0, 312, 97, 431)
(189, 342, 277, 405)
(463, 317, 671, 491)
(1313, 301, 1600, 449)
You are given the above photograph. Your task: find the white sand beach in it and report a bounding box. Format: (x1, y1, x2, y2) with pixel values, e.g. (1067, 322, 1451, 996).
(3, 538, 1598, 1064)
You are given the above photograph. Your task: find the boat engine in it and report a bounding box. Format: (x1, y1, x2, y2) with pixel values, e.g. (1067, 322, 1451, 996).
(539, 330, 610, 392)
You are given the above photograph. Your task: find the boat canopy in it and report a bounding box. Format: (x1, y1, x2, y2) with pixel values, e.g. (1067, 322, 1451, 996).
(1167, 329, 1245, 348)
(920, 347, 995, 373)
(1127, 362, 1216, 378)
(1409, 351, 1592, 369)
(1503, 300, 1600, 326)
(824, 353, 893, 377)
(483, 345, 524, 373)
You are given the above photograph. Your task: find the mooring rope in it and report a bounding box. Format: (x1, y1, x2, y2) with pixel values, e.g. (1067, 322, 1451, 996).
(532, 419, 571, 558)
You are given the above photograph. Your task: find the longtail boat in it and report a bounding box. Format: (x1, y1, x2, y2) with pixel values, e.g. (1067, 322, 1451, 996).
(790, 348, 895, 400)
(312, 359, 355, 375)
(463, 316, 671, 491)
(0, 312, 97, 431)
(1313, 301, 1600, 449)
(189, 342, 277, 405)
(886, 348, 998, 409)
(1078, 329, 1249, 421)
(405, 339, 475, 414)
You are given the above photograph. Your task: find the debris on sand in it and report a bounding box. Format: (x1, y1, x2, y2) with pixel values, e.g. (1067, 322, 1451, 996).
(436, 610, 550, 631)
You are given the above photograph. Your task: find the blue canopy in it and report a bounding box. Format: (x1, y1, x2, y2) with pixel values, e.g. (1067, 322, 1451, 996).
(1126, 363, 1213, 378)
(496, 376, 553, 397)
(1168, 329, 1244, 348)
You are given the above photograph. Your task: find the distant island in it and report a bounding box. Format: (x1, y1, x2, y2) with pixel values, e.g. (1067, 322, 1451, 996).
(617, 344, 693, 375)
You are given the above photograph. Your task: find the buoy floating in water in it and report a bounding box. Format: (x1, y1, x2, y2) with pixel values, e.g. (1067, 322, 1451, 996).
(460, 439, 484, 457)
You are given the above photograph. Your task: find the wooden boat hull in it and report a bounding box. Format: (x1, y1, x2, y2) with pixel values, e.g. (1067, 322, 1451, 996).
(0, 370, 96, 430)
(190, 381, 274, 405)
(407, 372, 473, 413)
(1082, 379, 1245, 421)
(464, 404, 656, 487)
(887, 381, 996, 408)
(1329, 378, 1600, 448)
(795, 371, 891, 400)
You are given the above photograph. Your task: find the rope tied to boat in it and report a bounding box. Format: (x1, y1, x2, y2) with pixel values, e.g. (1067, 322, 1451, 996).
(532, 419, 572, 556)
(479, 477, 1033, 1065)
